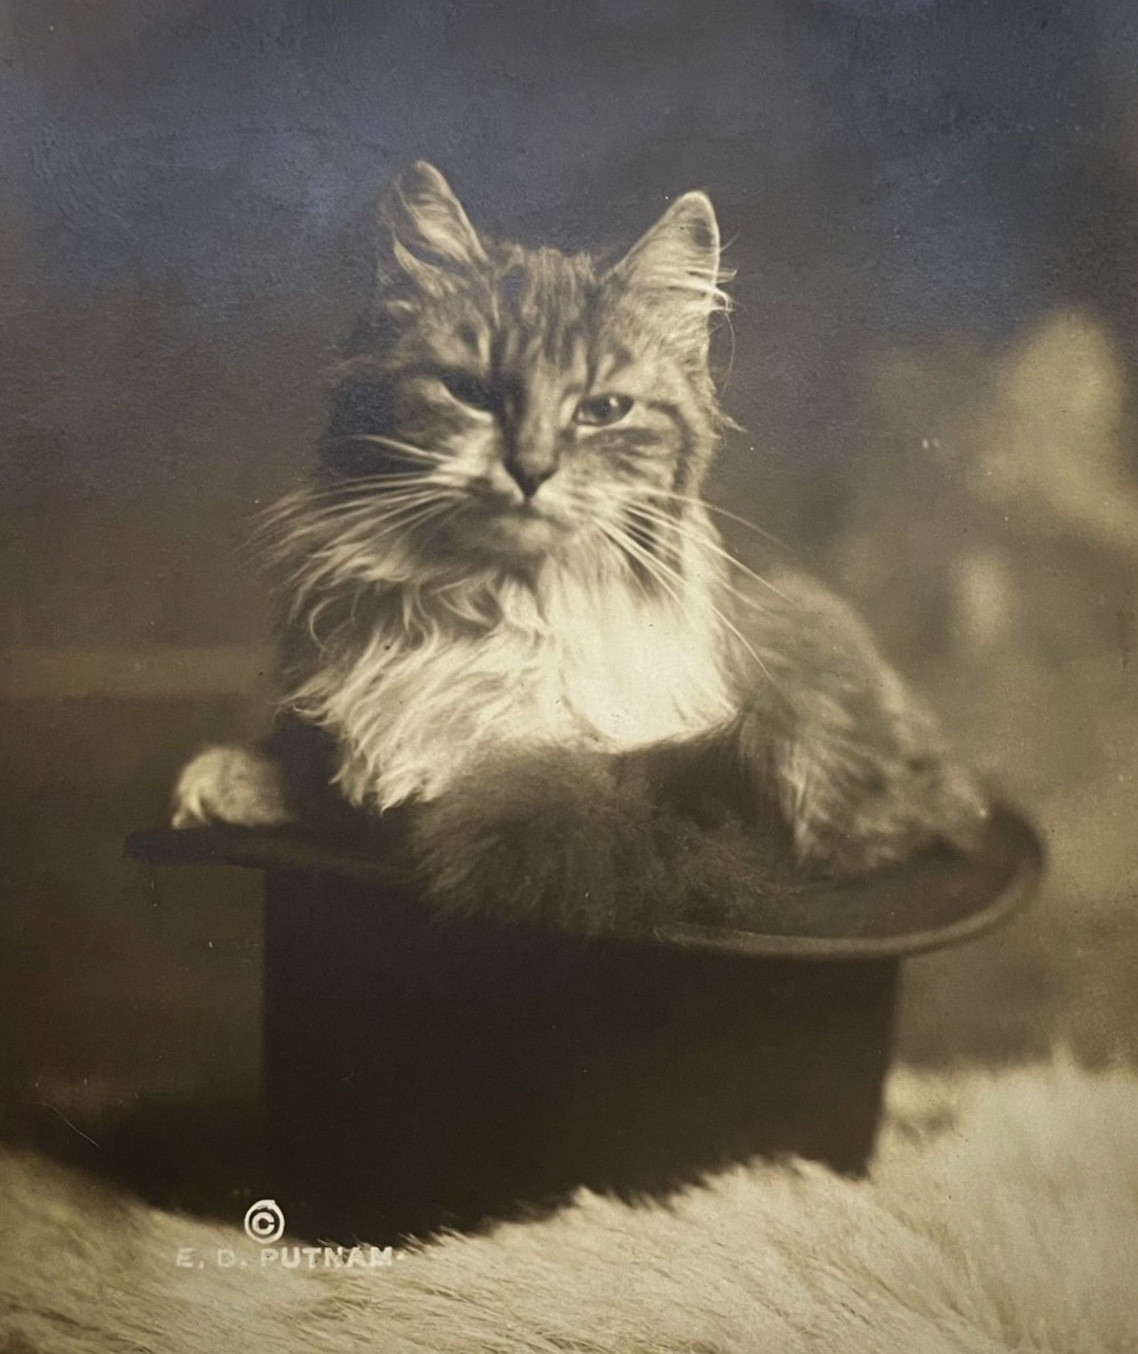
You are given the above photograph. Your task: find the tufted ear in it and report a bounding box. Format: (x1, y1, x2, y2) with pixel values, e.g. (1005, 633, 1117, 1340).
(609, 192, 728, 360)
(376, 161, 487, 294)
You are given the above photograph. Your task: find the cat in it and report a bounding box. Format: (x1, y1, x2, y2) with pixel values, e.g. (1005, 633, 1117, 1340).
(172, 161, 988, 935)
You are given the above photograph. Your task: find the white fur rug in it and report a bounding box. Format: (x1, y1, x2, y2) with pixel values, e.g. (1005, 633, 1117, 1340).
(1, 1060, 1135, 1353)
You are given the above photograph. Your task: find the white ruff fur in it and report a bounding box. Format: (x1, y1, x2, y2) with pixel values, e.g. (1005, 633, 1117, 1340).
(286, 525, 736, 809)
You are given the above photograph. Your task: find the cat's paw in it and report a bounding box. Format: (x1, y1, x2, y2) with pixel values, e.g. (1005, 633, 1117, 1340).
(787, 745, 991, 877)
(171, 745, 293, 829)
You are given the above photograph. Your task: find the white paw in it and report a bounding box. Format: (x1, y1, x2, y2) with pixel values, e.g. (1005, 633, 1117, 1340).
(171, 745, 293, 829)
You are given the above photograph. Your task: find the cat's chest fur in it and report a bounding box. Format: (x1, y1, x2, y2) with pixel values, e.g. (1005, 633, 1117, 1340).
(290, 567, 735, 810)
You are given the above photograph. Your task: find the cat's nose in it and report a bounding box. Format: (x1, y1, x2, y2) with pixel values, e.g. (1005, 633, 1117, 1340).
(504, 453, 558, 499)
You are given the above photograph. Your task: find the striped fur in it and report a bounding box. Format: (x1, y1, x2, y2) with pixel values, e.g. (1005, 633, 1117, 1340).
(174, 163, 989, 921)
(268, 162, 736, 812)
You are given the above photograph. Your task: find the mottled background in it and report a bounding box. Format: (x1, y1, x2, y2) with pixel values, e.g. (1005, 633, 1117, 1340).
(2, 0, 1137, 1151)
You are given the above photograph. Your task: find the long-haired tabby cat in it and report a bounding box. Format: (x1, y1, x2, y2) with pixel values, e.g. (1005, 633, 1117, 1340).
(172, 161, 987, 936)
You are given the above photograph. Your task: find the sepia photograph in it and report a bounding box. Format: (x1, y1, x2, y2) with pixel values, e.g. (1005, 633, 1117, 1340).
(1, 1, 1136, 1349)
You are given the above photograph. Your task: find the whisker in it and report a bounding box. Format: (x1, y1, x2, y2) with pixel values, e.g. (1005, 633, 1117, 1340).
(597, 520, 719, 625)
(390, 498, 464, 562)
(624, 502, 791, 605)
(302, 473, 445, 496)
(267, 493, 465, 585)
(266, 490, 449, 526)
(596, 520, 686, 606)
(260, 475, 446, 518)
(645, 489, 787, 551)
(331, 433, 449, 464)
(257, 489, 455, 540)
(598, 520, 775, 684)
(302, 479, 446, 500)
(298, 492, 462, 538)
(716, 304, 737, 397)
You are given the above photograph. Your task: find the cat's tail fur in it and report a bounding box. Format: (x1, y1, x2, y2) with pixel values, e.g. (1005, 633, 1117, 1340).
(409, 741, 784, 937)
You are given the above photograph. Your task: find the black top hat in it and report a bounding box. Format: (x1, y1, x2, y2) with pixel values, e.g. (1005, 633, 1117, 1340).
(127, 797, 1041, 961)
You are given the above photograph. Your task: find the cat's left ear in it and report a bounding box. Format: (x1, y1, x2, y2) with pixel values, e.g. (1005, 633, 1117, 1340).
(609, 192, 727, 359)
(376, 161, 488, 295)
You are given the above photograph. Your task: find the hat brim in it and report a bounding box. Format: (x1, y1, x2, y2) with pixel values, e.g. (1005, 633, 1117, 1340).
(127, 799, 1042, 961)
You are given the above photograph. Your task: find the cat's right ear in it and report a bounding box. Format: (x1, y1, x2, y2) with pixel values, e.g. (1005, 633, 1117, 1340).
(376, 162, 487, 296)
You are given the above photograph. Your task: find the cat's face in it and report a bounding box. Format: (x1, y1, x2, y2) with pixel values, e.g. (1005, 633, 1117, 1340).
(321, 163, 728, 571)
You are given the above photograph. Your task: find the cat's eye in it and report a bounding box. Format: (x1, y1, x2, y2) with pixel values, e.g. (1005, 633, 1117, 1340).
(439, 370, 495, 412)
(575, 393, 633, 427)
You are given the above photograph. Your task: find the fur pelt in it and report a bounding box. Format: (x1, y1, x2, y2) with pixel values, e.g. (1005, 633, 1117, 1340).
(2, 1059, 1135, 1353)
